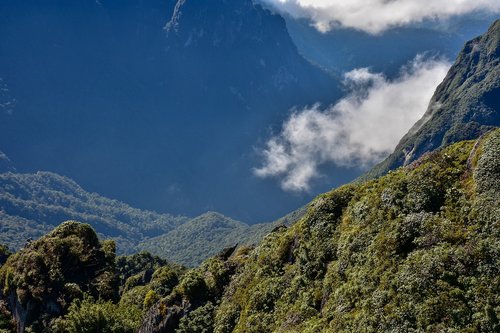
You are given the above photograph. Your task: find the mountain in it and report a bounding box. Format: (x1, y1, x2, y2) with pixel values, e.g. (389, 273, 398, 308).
(205, 129, 500, 333)
(279, 12, 497, 77)
(363, 19, 500, 180)
(131, 21, 500, 333)
(0, 171, 188, 253)
(134, 128, 500, 332)
(140, 208, 305, 267)
(0, 18, 498, 333)
(1, 129, 498, 333)
(0, 0, 339, 222)
(0, 170, 305, 266)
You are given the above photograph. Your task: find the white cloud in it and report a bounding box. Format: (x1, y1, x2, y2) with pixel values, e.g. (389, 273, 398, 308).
(254, 56, 451, 192)
(0, 78, 16, 116)
(265, 0, 500, 34)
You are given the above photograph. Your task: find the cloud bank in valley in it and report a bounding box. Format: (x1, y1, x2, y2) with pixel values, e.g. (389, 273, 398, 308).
(265, 0, 500, 33)
(254, 56, 451, 192)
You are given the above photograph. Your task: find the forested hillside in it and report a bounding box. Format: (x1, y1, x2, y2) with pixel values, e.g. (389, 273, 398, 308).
(0, 170, 304, 266)
(208, 129, 499, 333)
(0, 129, 498, 333)
(0, 171, 188, 253)
(141, 209, 306, 267)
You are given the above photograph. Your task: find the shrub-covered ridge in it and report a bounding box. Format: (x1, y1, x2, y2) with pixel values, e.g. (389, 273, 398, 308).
(211, 129, 500, 333)
(0, 130, 498, 332)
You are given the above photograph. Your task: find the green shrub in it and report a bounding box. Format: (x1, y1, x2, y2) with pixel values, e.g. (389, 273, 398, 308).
(51, 295, 142, 333)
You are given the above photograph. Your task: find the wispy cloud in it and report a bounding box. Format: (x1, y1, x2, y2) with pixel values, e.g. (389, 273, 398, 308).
(0, 78, 16, 116)
(265, 0, 500, 34)
(254, 56, 451, 191)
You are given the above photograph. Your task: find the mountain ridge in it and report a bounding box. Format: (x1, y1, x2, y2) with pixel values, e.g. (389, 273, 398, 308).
(0, 170, 305, 266)
(362, 19, 500, 180)
(0, 19, 498, 332)
(140, 208, 306, 266)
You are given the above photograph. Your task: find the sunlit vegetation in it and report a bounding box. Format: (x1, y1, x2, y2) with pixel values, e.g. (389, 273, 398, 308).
(140, 210, 305, 267)
(212, 129, 500, 332)
(0, 129, 498, 332)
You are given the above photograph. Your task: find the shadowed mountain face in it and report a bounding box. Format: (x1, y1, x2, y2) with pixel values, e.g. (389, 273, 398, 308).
(364, 20, 500, 180)
(0, 0, 339, 222)
(282, 13, 498, 77)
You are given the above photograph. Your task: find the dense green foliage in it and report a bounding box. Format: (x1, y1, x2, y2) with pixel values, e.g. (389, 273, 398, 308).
(140, 212, 248, 267)
(210, 129, 500, 332)
(138, 245, 251, 333)
(364, 20, 500, 180)
(51, 295, 143, 333)
(0, 221, 189, 332)
(116, 252, 171, 287)
(0, 130, 498, 333)
(140, 210, 304, 267)
(0, 221, 119, 331)
(118, 253, 186, 312)
(0, 245, 9, 268)
(177, 302, 215, 333)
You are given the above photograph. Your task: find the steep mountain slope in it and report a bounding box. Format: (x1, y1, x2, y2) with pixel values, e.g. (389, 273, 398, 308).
(208, 129, 499, 333)
(131, 129, 500, 333)
(364, 20, 500, 180)
(0, 0, 339, 222)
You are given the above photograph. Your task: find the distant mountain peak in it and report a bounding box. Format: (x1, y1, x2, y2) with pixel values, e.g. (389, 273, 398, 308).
(164, 0, 295, 50)
(0, 0, 336, 221)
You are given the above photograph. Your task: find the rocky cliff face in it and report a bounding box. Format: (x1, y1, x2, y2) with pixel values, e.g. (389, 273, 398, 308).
(364, 20, 500, 180)
(163, 0, 335, 98)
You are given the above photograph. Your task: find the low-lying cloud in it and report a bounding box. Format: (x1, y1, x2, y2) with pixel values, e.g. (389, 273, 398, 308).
(265, 0, 500, 34)
(254, 56, 451, 192)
